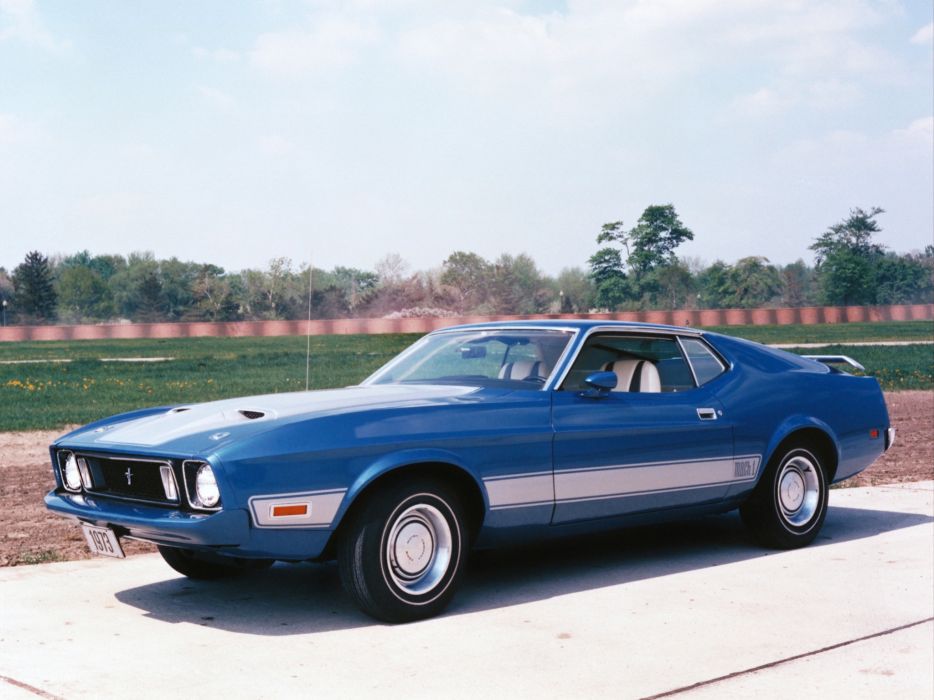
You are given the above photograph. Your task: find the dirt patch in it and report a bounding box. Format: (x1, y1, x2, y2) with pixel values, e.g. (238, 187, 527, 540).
(2, 391, 931, 567)
(843, 391, 934, 487)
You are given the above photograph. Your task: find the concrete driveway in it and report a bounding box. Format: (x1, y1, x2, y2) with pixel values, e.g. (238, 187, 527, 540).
(2, 482, 931, 700)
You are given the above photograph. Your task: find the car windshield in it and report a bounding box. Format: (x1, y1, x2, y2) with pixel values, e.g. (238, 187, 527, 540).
(364, 329, 574, 388)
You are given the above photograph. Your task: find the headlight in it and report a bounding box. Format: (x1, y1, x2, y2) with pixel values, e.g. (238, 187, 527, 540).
(194, 464, 220, 508)
(61, 452, 81, 492)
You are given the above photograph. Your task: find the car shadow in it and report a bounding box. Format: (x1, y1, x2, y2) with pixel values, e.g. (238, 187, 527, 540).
(114, 504, 931, 636)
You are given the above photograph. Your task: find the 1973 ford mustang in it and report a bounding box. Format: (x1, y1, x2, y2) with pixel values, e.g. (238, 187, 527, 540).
(45, 321, 893, 622)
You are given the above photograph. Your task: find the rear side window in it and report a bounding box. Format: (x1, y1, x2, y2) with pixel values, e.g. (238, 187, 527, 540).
(680, 337, 726, 386)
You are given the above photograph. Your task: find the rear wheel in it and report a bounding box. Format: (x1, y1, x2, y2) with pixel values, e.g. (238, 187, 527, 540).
(158, 545, 273, 580)
(337, 480, 467, 623)
(740, 444, 828, 549)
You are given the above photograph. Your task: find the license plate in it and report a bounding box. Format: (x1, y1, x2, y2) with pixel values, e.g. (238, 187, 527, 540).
(81, 524, 125, 559)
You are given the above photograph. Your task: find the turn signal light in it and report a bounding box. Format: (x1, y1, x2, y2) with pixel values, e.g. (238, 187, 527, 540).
(272, 504, 308, 518)
(869, 429, 879, 439)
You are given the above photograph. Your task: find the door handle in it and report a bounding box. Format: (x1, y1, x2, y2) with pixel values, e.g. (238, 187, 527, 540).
(696, 408, 718, 421)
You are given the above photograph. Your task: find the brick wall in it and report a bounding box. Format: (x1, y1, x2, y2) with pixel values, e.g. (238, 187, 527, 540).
(0, 304, 931, 343)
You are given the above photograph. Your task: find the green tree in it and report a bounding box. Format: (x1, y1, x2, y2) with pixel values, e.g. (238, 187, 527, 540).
(56, 266, 114, 321)
(588, 247, 628, 310)
(654, 261, 695, 310)
(628, 205, 694, 277)
(329, 266, 379, 312)
(441, 251, 492, 312)
(0, 268, 14, 324)
(589, 206, 694, 309)
(554, 267, 595, 313)
(726, 256, 782, 308)
(780, 260, 815, 307)
(488, 253, 550, 314)
(135, 270, 166, 322)
(192, 265, 240, 321)
(12, 251, 57, 322)
(875, 252, 934, 304)
(811, 207, 885, 305)
(109, 252, 159, 319)
(697, 261, 732, 309)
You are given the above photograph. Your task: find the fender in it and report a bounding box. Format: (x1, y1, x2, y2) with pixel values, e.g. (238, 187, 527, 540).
(761, 414, 840, 478)
(331, 448, 490, 529)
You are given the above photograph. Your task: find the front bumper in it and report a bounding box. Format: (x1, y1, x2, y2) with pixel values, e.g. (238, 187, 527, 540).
(45, 490, 332, 560)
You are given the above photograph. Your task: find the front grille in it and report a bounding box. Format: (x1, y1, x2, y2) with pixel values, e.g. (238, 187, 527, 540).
(84, 455, 177, 505)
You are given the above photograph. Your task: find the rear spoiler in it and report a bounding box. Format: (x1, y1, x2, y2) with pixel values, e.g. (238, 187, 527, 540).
(803, 355, 865, 372)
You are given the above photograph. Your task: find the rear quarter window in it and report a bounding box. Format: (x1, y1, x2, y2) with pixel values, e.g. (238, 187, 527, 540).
(680, 337, 726, 385)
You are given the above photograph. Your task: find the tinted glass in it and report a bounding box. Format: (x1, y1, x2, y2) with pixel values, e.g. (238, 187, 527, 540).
(680, 337, 726, 385)
(366, 329, 573, 388)
(561, 334, 695, 392)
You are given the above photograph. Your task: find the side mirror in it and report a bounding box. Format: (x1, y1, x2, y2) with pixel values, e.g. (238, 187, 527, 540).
(580, 371, 617, 398)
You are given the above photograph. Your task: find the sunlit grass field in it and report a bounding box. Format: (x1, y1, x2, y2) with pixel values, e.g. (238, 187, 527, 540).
(1, 321, 931, 431)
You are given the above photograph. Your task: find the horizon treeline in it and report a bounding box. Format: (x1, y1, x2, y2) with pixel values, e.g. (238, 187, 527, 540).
(2, 205, 932, 325)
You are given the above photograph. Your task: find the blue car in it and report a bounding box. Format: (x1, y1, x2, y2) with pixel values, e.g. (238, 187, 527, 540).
(45, 321, 893, 621)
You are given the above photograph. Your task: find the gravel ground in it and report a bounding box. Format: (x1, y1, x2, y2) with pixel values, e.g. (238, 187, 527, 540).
(1, 391, 930, 567)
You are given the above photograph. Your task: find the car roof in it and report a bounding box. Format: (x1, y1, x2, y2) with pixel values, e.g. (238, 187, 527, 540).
(434, 320, 702, 335)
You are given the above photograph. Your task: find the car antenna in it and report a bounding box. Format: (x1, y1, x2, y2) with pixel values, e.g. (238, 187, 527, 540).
(305, 256, 314, 391)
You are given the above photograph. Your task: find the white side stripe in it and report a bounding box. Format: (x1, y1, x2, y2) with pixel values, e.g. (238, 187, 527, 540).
(486, 472, 554, 509)
(484, 455, 761, 510)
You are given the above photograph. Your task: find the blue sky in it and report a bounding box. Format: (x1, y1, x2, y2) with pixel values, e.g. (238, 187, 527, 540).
(1, 0, 931, 276)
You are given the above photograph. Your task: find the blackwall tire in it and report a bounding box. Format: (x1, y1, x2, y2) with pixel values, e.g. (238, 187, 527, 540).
(337, 479, 467, 623)
(740, 444, 829, 549)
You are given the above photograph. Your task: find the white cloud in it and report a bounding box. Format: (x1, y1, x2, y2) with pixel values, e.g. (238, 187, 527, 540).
(0, 112, 37, 146)
(250, 16, 378, 77)
(392, 0, 906, 119)
(0, 0, 69, 51)
(78, 192, 146, 222)
(192, 46, 240, 63)
(197, 85, 235, 110)
(730, 87, 792, 117)
(910, 22, 933, 44)
(893, 116, 934, 146)
(258, 134, 293, 156)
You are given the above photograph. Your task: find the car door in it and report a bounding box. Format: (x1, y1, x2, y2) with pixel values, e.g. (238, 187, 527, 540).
(551, 332, 739, 524)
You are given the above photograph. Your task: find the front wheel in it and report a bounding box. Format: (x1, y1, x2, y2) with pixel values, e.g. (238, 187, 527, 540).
(740, 444, 828, 549)
(158, 545, 274, 580)
(337, 480, 467, 623)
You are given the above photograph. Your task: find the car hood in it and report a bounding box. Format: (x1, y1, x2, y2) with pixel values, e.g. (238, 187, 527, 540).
(57, 384, 483, 453)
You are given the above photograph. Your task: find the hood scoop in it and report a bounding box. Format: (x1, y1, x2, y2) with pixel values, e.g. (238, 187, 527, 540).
(238, 409, 267, 420)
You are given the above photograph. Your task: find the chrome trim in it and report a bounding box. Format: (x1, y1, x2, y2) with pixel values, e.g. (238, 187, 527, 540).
(60, 451, 181, 505)
(182, 460, 223, 512)
(84, 454, 177, 506)
(159, 464, 180, 502)
(76, 457, 93, 489)
(676, 336, 700, 388)
(803, 355, 865, 372)
(249, 488, 347, 529)
(885, 427, 896, 451)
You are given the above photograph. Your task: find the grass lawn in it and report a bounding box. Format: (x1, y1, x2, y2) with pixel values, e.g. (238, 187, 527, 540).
(700, 320, 933, 344)
(1, 321, 931, 431)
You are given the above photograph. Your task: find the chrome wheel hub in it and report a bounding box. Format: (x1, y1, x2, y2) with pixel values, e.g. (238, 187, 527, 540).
(777, 455, 820, 526)
(385, 503, 452, 595)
